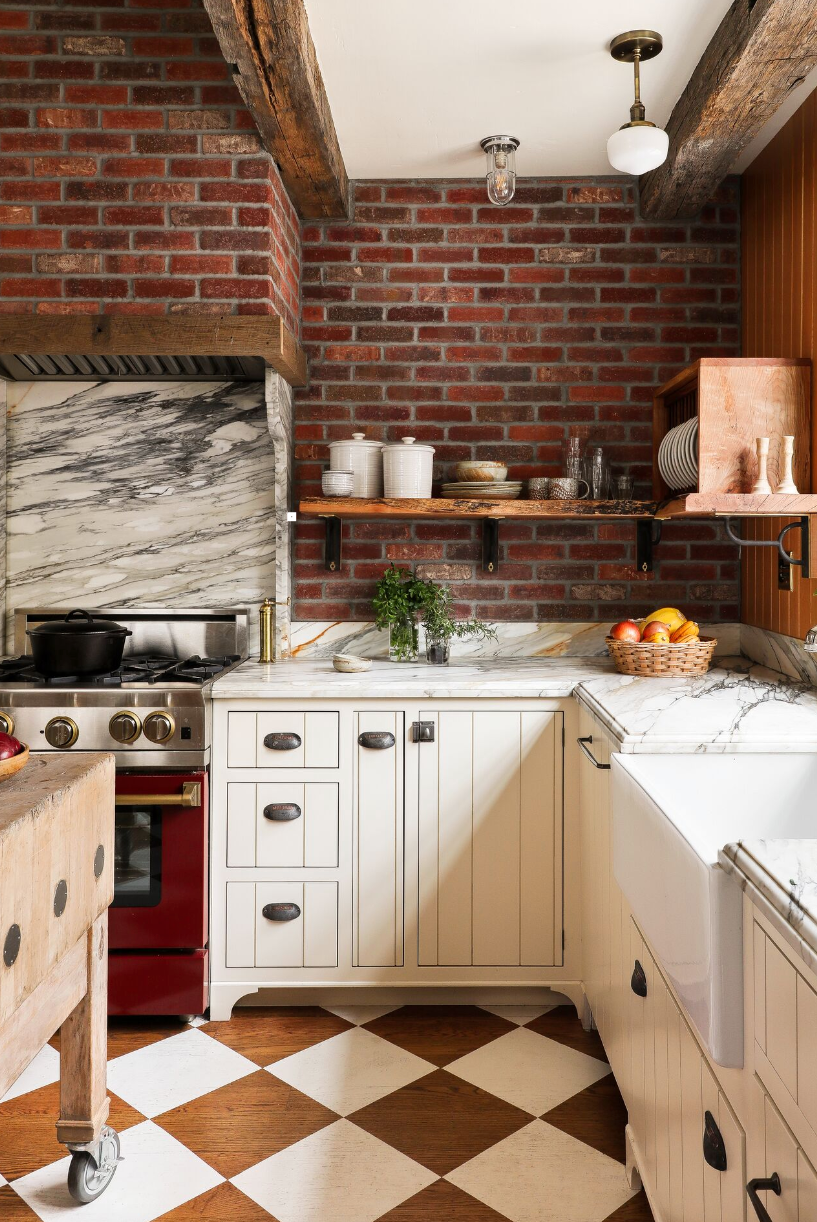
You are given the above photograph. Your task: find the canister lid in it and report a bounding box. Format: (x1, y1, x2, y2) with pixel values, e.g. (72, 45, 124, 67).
(328, 431, 384, 449)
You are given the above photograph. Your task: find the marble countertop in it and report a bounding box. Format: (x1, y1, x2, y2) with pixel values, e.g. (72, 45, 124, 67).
(213, 654, 817, 753)
(720, 840, 817, 974)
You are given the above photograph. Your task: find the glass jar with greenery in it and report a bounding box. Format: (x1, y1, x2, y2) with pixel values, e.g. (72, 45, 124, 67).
(373, 565, 496, 664)
(418, 582, 496, 664)
(372, 564, 425, 662)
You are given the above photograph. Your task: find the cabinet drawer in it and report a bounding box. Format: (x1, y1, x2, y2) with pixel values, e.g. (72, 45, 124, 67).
(226, 782, 339, 867)
(225, 881, 338, 968)
(227, 711, 339, 769)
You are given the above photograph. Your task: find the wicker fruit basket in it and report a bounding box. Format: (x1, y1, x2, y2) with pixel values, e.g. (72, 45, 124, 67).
(605, 636, 717, 677)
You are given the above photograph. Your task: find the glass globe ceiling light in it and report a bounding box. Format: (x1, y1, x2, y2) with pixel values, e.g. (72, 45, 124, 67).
(607, 30, 669, 176)
(480, 135, 520, 206)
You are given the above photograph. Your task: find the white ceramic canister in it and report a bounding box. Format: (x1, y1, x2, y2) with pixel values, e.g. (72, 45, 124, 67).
(382, 436, 435, 498)
(328, 432, 384, 497)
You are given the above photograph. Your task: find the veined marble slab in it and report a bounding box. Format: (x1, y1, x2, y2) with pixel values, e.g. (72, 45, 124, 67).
(740, 624, 817, 685)
(4, 379, 278, 653)
(287, 619, 741, 660)
(578, 657, 817, 752)
(214, 653, 817, 754)
(721, 840, 817, 977)
(212, 655, 615, 699)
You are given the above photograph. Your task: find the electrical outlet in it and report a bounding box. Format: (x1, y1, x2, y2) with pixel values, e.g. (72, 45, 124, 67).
(778, 550, 795, 591)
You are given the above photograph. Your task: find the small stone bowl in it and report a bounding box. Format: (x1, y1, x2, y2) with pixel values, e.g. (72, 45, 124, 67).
(322, 470, 354, 497)
(332, 653, 372, 673)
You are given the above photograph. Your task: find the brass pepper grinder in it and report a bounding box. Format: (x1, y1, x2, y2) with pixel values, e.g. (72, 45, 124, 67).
(259, 598, 275, 663)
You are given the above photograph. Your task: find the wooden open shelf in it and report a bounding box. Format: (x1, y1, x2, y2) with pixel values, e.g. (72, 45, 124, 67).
(299, 496, 661, 520)
(659, 492, 817, 517)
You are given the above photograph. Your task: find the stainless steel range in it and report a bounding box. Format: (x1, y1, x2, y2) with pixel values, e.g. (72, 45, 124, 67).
(0, 607, 247, 767)
(0, 607, 248, 1018)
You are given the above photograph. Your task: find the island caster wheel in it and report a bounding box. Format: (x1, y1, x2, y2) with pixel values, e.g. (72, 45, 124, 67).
(67, 1127, 120, 1204)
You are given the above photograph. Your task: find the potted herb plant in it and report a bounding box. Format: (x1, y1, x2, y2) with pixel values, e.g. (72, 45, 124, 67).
(418, 581, 496, 665)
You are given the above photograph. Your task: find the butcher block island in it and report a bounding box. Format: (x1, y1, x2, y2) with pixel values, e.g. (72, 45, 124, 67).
(0, 753, 118, 1204)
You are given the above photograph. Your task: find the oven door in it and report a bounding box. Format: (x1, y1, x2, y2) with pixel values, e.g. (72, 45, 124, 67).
(108, 770, 208, 951)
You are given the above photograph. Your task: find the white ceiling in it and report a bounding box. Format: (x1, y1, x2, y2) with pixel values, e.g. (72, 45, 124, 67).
(304, 0, 734, 179)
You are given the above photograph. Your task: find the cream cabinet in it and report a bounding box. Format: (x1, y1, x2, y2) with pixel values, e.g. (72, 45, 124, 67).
(210, 697, 577, 1021)
(417, 707, 563, 968)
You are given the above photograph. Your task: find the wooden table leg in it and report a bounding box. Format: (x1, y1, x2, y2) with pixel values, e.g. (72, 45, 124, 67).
(56, 913, 110, 1146)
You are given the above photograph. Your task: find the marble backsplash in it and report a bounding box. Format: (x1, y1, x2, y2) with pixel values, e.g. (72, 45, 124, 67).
(740, 624, 817, 685)
(288, 619, 742, 660)
(4, 378, 281, 653)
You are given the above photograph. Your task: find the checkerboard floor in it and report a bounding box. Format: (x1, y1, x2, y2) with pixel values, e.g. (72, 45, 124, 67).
(0, 1003, 654, 1222)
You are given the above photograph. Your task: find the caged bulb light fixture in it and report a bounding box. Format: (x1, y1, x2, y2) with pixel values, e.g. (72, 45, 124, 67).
(480, 135, 520, 206)
(606, 30, 669, 176)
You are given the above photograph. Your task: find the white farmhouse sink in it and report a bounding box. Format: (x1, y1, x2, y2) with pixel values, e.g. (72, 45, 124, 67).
(611, 753, 817, 1068)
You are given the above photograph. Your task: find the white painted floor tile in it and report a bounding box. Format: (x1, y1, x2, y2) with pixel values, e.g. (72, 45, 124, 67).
(1, 1044, 60, 1103)
(479, 1005, 556, 1025)
(323, 1005, 399, 1025)
(447, 1026, 609, 1115)
(13, 1120, 222, 1222)
(447, 1120, 635, 1222)
(106, 1028, 255, 1118)
(232, 1118, 436, 1222)
(268, 1025, 434, 1115)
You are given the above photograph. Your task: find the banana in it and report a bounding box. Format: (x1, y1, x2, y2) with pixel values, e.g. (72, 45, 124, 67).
(642, 606, 687, 635)
(670, 620, 700, 643)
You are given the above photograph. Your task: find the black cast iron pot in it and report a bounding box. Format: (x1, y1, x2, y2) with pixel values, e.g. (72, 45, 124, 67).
(27, 609, 132, 677)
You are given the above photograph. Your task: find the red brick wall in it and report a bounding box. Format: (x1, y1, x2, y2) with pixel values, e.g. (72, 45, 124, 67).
(0, 0, 300, 330)
(294, 178, 741, 623)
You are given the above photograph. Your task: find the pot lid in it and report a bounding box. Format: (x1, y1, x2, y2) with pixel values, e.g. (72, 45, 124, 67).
(382, 436, 436, 453)
(27, 609, 131, 637)
(328, 432, 384, 449)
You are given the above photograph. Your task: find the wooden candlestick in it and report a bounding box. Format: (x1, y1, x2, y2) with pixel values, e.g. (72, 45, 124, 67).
(775, 435, 798, 494)
(752, 436, 772, 494)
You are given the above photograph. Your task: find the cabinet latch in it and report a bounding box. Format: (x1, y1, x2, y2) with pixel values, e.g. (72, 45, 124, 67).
(411, 721, 435, 743)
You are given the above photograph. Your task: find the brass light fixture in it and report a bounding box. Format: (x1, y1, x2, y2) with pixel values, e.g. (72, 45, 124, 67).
(480, 135, 520, 206)
(607, 30, 668, 175)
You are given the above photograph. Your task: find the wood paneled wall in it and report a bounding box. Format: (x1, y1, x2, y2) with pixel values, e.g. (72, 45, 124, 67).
(742, 91, 817, 637)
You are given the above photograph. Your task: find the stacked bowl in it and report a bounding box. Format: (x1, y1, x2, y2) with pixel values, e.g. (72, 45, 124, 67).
(441, 461, 522, 500)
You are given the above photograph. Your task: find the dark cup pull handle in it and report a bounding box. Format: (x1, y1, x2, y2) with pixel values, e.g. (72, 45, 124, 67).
(703, 1111, 727, 1172)
(263, 802, 302, 822)
(577, 736, 611, 769)
(358, 731, 395, 749)
(262, 902, 301, 922)
(264, 732, 302, 751)
(747, 1173, 781, 1222)
(631, 960, 648, 997)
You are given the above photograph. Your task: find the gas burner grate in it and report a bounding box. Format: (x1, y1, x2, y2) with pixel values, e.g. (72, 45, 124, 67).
(0, 653, 240, 687)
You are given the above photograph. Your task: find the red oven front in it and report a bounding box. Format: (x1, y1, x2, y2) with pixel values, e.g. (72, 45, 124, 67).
(108, 770, 209, 1017)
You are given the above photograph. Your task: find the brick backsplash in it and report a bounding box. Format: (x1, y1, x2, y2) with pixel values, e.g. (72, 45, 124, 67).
(0, 0, 300, 330)
(293, 178, 741, 623)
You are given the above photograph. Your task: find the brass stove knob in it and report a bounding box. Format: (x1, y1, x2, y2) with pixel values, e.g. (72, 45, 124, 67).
(0, 711, 14, 737)
(143, 712, 175, 744)
(109, 712, 141, 744)
(45, 717, 78, 749)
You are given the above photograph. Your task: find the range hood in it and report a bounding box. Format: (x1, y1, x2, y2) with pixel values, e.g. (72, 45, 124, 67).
(0, 314, 307, 387)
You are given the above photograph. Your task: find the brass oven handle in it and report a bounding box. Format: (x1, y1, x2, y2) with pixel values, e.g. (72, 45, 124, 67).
(116, 782, 201, 807)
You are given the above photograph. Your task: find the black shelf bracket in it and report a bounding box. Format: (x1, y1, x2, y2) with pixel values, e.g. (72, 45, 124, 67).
(724, 515, 811, 579)
(324, 516, 342, 572)
(636, 519, 662, 573)
(482, 519, 500, 573)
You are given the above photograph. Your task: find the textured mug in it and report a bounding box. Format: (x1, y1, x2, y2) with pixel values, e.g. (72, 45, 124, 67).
(550, 477, 589, 500)
(527, 477, 551, 499)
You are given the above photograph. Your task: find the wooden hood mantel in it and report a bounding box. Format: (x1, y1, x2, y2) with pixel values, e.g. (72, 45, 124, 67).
(0, 314, 307, 387)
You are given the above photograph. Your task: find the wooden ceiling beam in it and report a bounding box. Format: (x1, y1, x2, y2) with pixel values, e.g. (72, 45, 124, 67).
(202, 0, 349, 219)
(639, 0, 817, 219)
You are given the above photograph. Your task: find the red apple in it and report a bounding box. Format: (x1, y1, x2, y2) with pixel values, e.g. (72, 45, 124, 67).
(0, 732, 22, 760)
(610, 620, 641, 642)
(641, 620, 671, 643)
